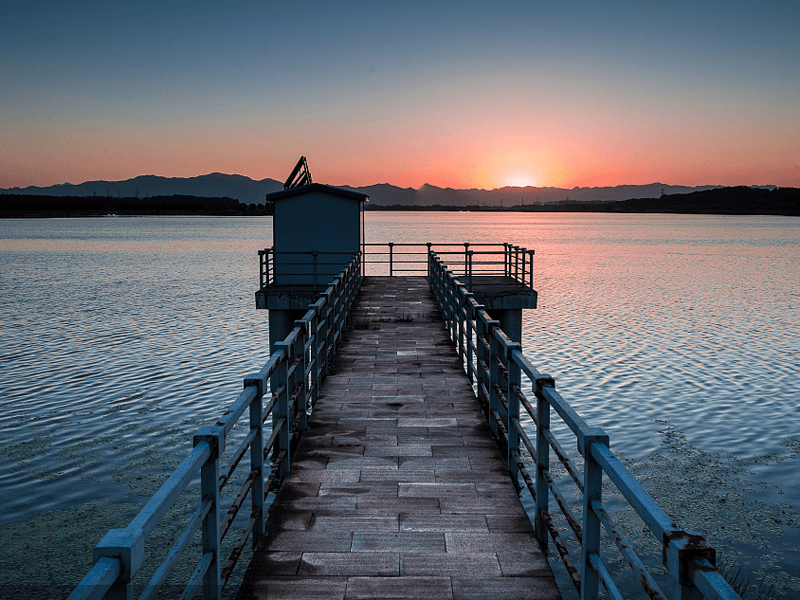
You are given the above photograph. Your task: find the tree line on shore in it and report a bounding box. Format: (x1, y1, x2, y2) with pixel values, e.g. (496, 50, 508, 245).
(1, 186, 798, 216)
(366, 186, 800, 216)
(0, 194, 273, 216)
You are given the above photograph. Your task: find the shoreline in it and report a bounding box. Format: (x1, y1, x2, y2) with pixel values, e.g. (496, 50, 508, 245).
(2, 186, 799, 217)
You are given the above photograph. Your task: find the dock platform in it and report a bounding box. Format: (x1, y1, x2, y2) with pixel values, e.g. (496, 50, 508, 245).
(236, 277, 560, 600)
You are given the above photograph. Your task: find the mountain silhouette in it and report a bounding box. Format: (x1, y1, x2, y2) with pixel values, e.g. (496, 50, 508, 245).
(2, 173, 777, 207)
(2, 173, 283, 205)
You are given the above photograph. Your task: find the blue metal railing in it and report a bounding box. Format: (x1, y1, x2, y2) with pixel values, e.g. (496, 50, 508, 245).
(68, 253, 363, 600)
(260, 243, 535, 291)
(258, 249, 360, 291)
(428, 250, 742, 600)
(360, 242, 535, 287)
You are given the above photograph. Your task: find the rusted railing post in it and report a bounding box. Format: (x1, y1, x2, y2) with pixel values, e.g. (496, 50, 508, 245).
(665, 532, 715, 600)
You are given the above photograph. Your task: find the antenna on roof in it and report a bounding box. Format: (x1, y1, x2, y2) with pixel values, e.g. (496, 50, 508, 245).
(283, 156, 313, 190)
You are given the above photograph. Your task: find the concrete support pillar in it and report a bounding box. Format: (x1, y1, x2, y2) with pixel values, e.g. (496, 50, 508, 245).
(488, 309, 523, 346)
(268, 309, 306, 355)
(269, 309, 306, 406)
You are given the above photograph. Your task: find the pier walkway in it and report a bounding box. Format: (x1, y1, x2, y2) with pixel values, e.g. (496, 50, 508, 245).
(236, 277, 561, 600)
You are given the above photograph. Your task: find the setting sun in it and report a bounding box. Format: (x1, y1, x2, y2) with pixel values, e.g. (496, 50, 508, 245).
(503, 170, 539, 188)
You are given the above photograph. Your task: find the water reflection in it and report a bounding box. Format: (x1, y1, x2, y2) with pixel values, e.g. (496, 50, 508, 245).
(1, 214, 798, 597)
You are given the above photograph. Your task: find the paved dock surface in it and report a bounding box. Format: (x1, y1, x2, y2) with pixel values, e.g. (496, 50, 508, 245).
(237, 277, 560, 600)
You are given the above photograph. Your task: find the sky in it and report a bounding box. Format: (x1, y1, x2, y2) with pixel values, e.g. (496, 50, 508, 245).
(2, 0, 799, 190)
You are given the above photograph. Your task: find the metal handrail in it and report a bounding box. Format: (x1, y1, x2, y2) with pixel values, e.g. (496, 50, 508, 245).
(427, 250, 742, 600)
(68, 253, 363, 600)
(258, 249, 358, 290)
(359, 242, 534, 287)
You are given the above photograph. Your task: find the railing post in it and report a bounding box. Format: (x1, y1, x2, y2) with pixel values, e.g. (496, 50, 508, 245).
(465, 298, 476, 384)
(444, 274, 452, 336)
(333, 276, 343, 344)
(467, 250, 473, 290)
(449, 278, 458, 345)
(388, 242, 394, 277)
(487, 320, 501, 437)
(529, 250, 535, 288)
(294, 318, 311, 433)
(464, 242, 469, 278)
(458, 290, 473, 370)
(243, 374, 266, 544)
(327, 284, 337, 354)
(310, 304, 321, 408)
(475, 310, 489, 419)
(193, 425, 225, 600)
(426, 243, 432, 278)
(259, 250, 265, 289)
(317, 292, 330, 380)
(432, 255, 441, 310)
(330, 279, 340, 347)
(93, 528, 144, 600)
(534, 375, 554, 547)
(504, 242, 509, 277)
(507, 344, 521, 481)
(274, 343, 292, 481)
(665, 532, 715, 600)
(579, 428, 609, 600)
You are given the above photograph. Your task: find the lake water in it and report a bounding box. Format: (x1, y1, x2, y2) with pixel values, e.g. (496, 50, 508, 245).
(1, 213, 798, 598)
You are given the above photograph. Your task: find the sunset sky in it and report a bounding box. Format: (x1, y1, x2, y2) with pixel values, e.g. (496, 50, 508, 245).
(3, 1, 799, 190)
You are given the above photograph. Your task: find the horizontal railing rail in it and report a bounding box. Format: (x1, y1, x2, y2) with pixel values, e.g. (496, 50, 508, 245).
(360, 242, 535, 289)
(258, 249, 359, 291)
(69, 253, 363, 600)
(428, 250, 742, 600)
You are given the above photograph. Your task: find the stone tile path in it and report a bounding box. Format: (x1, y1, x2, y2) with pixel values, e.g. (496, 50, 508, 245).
(236, 277, 560, 600)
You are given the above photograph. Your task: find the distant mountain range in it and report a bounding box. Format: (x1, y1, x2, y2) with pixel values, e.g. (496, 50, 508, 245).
(0, 173, 284, 205)
(1, 173, 776, 207)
